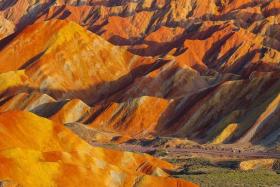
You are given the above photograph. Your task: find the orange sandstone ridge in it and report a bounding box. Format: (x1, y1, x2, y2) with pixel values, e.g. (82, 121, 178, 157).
(0, 18, 278, 145)
(0, 0, 280, 187)
(0, 20, 155, 105)
(0, 1, 279, 185)
(0, 111, 197, 187)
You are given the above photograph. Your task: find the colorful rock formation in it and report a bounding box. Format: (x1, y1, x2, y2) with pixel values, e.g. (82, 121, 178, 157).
(0, 111, 196, 186)
(0, 0, 279, 144)
(0, 0, 279, 185)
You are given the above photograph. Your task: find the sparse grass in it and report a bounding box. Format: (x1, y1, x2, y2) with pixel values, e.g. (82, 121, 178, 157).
(170, 157, 280, 186)
(166, 157, 212, 165)
(177, 169, 280, 186)
(273, 160, 280, 174)
(184, 158, 212, 166)
(185, 165, 231, 175)
(169, 158, 179, 164)
(101, 143, 119, 150)
(154, 149, 167, 157)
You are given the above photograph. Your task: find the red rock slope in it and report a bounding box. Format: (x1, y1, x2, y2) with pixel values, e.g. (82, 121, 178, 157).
(0, 1, 279, 145)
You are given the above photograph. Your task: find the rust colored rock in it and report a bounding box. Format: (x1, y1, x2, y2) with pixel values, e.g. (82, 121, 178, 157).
(0, 2, 278, 185)
(0, 111, 197, 187)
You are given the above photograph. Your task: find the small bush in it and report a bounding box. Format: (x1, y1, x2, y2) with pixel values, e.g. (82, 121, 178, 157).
(154, 150, 167, 157)
(272, 160, 280, 174)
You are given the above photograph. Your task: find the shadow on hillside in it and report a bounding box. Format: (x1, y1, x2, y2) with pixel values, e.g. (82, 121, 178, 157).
(0, 58, 170, 106)
(154, 71, 280, 144)
(0, 0, 17, 10)
(0, 63, 278, 145)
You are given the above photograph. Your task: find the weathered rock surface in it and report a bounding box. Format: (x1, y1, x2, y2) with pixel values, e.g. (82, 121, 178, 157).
(0, 111, 196, 186)
(239, 159, 277, 171)
(0, 6, 278, 144)
(0, 1, 279, 185)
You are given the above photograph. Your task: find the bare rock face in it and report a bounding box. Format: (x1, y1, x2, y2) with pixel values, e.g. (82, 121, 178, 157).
(0, 111, 196, 186)
(239, 159, 277, 171)
(0, 15, 14, 40)
(0, 0, 278, 144)
(0, 1, 279, 185)
(0, 20, 156, 105)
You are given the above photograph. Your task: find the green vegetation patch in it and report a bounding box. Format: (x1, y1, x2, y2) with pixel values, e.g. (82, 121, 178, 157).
(177, 169, 280, 187)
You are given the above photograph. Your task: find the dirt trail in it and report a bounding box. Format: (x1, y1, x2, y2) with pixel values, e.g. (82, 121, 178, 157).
(92, 143, 280, 159)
